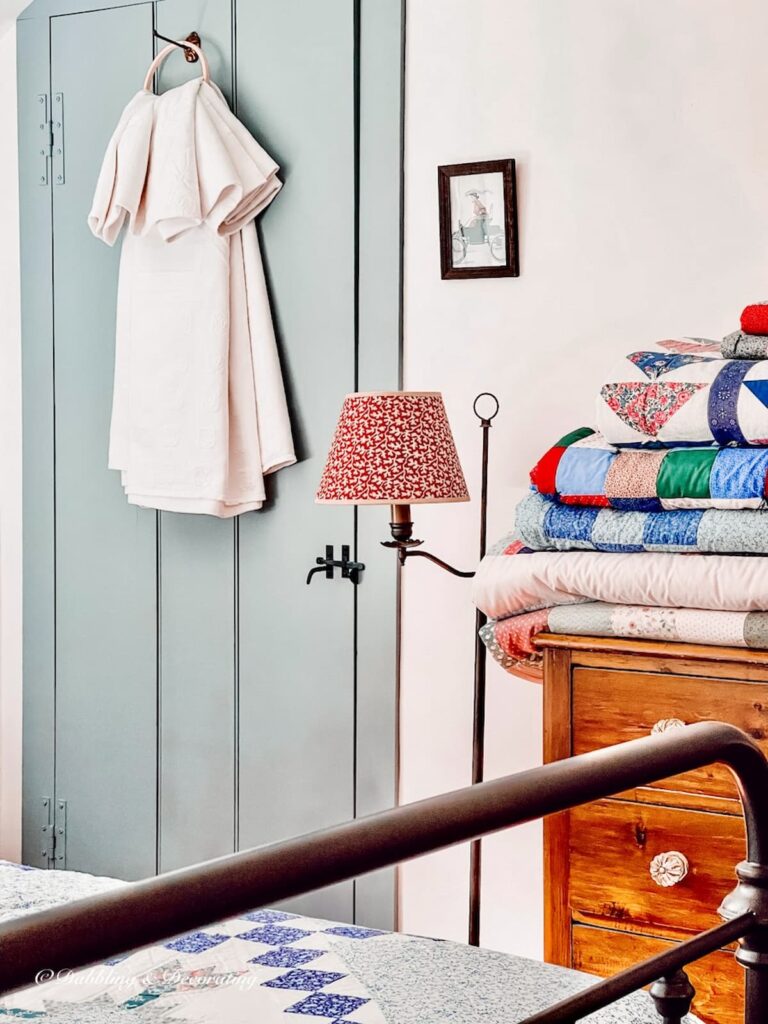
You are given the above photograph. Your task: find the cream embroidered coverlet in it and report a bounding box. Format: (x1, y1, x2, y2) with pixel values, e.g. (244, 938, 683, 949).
(89, 78, 295, 516)
(473, 545, 768, 623)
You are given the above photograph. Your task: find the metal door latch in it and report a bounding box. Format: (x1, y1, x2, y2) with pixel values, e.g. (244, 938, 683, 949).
(306, 545, 365, 585)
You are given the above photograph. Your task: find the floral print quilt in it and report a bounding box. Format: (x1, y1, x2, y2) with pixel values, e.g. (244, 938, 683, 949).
(0, 861, 698, 1022)
(595, 338, 768, 447)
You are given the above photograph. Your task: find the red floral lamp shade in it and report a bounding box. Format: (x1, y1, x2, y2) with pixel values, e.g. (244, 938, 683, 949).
(316, 392, 469, 504)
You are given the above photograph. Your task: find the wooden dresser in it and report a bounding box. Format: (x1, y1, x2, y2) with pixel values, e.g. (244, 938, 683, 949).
(538, 634, 768, 1024)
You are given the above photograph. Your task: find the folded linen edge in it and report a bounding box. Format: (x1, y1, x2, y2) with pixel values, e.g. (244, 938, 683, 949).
(126, 494, 264, 517)
(263, 452, 298, 475)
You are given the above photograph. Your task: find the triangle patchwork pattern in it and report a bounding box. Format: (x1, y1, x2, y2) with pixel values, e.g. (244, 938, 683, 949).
(601, 382, 707, 437)
(745, 379, 768, 410)
(657, 338, 721, 354)
(627, 351, 716, 379)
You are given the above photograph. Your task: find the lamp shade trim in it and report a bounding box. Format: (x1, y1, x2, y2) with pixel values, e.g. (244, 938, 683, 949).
(316, 392, 470, 505)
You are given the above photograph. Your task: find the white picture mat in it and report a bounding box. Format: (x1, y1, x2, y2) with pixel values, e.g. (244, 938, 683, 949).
(448, 171, 507, 268)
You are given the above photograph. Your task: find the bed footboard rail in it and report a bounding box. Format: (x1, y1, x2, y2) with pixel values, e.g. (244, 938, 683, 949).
(1, 721, 767, 1023)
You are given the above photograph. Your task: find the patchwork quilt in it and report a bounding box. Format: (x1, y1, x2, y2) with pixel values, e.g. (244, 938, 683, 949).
(473, 540, 768, 680)
(531, 425, 768, 510)
(595, 337, 768, 447)
(481, 602, 768, 681)
(517, 490, 768, 554)
(0, 862, 698, 1023)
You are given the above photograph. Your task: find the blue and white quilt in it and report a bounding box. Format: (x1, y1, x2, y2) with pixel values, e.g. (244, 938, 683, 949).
(0, 861, 699, 1023)
(517, 490, 768, 554)
(595, 338, 768, 447)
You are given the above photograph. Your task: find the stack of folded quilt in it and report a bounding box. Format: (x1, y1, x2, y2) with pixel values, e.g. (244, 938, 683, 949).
(473, 328, 768, 681)
(722, 300, 768, 359)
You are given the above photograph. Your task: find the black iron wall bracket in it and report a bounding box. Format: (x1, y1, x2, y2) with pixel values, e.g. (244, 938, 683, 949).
(306, 545, 365, 586)
(381, 538, 475, 577)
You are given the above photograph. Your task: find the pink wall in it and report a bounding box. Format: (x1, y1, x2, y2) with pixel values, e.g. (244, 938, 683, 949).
(399, 0, 768, 956)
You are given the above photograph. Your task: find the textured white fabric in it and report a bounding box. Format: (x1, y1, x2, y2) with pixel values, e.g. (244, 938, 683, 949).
(89, 78, 295, 517)
(473, 548, 768, 622)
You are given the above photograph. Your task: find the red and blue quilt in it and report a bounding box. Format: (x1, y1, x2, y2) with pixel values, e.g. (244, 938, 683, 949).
(531, 427, 768, 510)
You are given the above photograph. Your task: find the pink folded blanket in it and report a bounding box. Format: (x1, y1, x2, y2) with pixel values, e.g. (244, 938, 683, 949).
(472, 539, 768, 680)
(473, 541, 768, 623)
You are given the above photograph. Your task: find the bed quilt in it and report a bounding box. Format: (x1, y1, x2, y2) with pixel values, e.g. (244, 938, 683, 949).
(531, 426, 768, 510)
(473, 538, 768, 623)
(0, 862, 699, 1023)
(473, 538, 768, 680)
(517, 490, 768, 554)
(481, 601, 768, 681)
(595, 337, 768, 447)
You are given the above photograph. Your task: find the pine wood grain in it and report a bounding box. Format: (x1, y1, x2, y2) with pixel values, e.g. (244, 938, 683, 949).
(612, 784, 740, 816)
(542, 634, 755, 1024)
(572, 924, 743, 1024)
(569, 799, 745, 936)
(572, 667, 768, 804)
(536, 633, 768, 668)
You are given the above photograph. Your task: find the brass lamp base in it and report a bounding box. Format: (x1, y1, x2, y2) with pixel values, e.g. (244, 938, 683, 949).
(380, 504, 473, 576)
(382, 504, 423, 548)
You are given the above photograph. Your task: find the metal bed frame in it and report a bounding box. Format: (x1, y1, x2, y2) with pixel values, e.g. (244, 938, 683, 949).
(1, 722, 767, 1022)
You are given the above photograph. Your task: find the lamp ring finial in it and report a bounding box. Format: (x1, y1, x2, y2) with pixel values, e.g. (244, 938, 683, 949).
(473, 392, 500, 423)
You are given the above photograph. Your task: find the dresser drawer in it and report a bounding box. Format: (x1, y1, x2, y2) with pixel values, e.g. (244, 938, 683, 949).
(572, 924, 743, 1024)
(569, 799, 745, 936)
(572, 667, 768, 803)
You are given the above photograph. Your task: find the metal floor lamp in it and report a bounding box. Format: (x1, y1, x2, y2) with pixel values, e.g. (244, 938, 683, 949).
(313, 389, 499, 946)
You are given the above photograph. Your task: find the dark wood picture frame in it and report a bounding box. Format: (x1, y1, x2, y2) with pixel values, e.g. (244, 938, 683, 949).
(438, 159, 519, 280)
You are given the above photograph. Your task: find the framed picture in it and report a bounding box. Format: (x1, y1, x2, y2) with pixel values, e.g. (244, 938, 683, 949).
(437, 159, 519, 280)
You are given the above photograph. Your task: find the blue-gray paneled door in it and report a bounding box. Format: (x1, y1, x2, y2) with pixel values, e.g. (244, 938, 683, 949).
(18, 0, 403, 928)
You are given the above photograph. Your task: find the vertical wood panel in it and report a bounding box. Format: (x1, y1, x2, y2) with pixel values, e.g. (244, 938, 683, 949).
(154, 0, 238, 875)
(353, 0, 404, 930)
(235, 0, 357, 921)
(20, 0, 401, 894)
(51, 4, 158, 879)
(18, 15, 55, 869)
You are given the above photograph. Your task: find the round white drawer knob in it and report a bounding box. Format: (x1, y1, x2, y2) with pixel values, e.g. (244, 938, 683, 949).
(650, 851, 689, 888)
(651, 718, 686, 735)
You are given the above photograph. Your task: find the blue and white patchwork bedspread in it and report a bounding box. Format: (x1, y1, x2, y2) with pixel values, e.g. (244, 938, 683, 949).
(517, 489, 768, 554)
(0, 861, 700, 1023)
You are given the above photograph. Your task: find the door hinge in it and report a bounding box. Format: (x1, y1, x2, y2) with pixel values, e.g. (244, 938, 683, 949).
(52, 93, 65, 185)
(39, 796, 54, 865)
(35, 93, 65, 186)
(38, 796, 67, 868)
(36, 94, 50, 186)
(53, 799, 67, 867)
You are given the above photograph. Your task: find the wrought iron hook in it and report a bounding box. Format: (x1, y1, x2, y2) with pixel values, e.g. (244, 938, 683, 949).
(153, 30, 201, 63)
